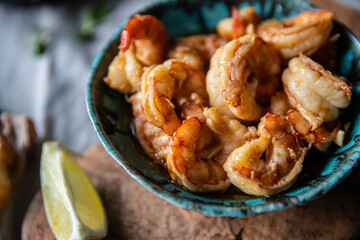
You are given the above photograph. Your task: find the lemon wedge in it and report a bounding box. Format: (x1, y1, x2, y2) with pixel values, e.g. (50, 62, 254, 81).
(40, 141, 107, 240)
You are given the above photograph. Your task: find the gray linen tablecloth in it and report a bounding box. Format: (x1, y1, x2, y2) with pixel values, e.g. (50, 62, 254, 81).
(0, 0, 153, 152)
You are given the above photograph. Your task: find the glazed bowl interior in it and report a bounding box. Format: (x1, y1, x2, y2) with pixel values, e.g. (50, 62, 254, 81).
(86, 0, 360, 217)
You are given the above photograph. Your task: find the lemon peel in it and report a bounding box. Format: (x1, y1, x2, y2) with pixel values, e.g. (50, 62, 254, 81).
(40, 141, 107, 240)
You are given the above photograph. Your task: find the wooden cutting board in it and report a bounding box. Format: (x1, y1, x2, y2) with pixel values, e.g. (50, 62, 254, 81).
(22, 143, 360, 240)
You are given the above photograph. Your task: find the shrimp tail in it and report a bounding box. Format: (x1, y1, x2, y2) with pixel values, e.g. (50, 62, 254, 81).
(120, 29, 132, 52)
(232, 6, 247, 39)
(120, 14, 168, 53)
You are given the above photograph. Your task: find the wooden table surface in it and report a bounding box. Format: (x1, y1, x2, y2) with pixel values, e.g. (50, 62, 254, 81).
(22, 144, 360, 239)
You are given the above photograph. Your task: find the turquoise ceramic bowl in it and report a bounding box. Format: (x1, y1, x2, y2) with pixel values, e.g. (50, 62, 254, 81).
(86, 0, 360, 217)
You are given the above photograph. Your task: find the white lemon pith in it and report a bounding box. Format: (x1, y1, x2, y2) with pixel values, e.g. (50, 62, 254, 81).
(40, 141, 107, 240)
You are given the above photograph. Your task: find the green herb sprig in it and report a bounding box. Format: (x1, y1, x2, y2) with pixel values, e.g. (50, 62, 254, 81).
(30, 28, 50, 55)
(77, 3, 111, 40)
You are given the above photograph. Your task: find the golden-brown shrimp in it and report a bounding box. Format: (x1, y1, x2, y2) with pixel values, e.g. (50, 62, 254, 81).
(170, 60, 208, 105)
(167, 117, 230, 192)
(104, 14, 168, 93)
(206, 34, 281, 121)
(168, 44, 204, 72)
(141, 64, 180, 135)
(257, 9, 334, 60)
(168, 34, 227, 72)
(141, 59, 207, 135)
(121, 14, 168, 65)
(129, 92, 171, 164)
(224, 113, 308, 196)
(217, 6, 260, 40)
(204, 108, 257, 165)
(269, 91, 292, 116)
(104, 44, 143, 93)
(180, 93, 207, 123)
(282, 54, 351, 130)
(286, 109, 340, 151)
(179, 34, 228, 63)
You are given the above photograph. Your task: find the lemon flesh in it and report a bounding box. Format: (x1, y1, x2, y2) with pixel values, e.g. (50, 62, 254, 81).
(40, 141, 107, 240)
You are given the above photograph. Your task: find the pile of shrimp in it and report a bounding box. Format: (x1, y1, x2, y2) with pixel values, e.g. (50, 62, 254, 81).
(104, 7, 352, 196)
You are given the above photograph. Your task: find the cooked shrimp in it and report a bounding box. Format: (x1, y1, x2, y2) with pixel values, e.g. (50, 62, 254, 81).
(224, 113, 308, 196)
(168, 44, 204, 72)
(179, 34, 227, 63)
(104, 14, 168, 93)
(181, 93, 207, 123)
(129, 92, 171, 163)
(121, 14, 168, 65)
(286, 109, 340, 151)
(282, 54, 351, 130)
(217, 6, 260, 40)
(168, 34, 227, 72)
(206, 34, 281, 121)
(167, 117, 230, 192)
(104, 44, 143, 93)
(141, 64, 180, 135)
(204, 107, 257, 165)
(257, 9, 334, 60)
(141, 59, 207, 135)
(170, 60, 208, 105)
(269, 91, 292, 116)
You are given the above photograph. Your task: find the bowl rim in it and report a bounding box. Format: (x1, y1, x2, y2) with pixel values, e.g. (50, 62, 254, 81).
(86, 0, 360, 217)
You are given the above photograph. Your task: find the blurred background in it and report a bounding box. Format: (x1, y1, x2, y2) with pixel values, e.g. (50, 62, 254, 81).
(0, 0, 156, 153)
(0, 0, 359, 152)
